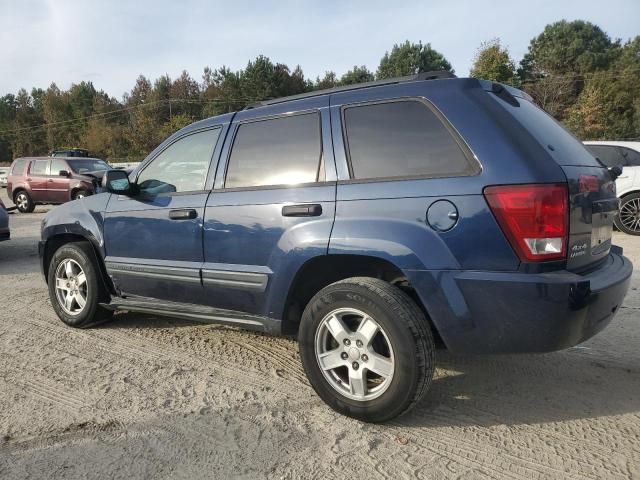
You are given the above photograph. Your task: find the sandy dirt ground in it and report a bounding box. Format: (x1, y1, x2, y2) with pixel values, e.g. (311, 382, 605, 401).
(0, 189, 639, 479)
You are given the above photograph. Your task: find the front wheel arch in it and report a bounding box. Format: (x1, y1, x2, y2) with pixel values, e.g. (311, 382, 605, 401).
(43, 234, 115, 296)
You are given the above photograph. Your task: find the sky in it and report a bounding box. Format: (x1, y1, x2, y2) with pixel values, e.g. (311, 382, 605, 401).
(1, 0, 638, 100)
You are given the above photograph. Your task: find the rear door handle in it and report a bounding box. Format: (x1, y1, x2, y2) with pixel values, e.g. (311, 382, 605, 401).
(282, 204, 323, 217)
(169, 209, 197, 220)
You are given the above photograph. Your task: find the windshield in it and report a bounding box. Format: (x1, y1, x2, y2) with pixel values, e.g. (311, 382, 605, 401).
(68, 159, 111, 174)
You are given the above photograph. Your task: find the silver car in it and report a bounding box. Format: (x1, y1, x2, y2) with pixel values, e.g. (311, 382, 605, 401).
(0, 167, 8, 188)
(0, 198, 8, 241)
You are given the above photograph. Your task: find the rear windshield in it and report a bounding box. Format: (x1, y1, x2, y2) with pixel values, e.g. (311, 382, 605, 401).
(68, 159, 110, 173)
(497, 97, 601, 167)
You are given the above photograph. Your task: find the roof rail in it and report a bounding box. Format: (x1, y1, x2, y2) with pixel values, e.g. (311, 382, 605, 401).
(242, 70, 456, 110)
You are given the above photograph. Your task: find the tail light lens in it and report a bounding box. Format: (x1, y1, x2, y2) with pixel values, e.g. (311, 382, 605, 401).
(484, 184, 568, 262)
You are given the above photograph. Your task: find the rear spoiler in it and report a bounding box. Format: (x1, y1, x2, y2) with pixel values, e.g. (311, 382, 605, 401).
(478, 79, 534, 104)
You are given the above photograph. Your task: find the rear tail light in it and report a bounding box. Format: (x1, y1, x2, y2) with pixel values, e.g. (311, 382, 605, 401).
(484, 184, 568, 262)
(579, 175, 599, 193)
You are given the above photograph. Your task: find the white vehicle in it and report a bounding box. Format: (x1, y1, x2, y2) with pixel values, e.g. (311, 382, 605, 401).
(0, 167, 8, 188)
(584, 141, 640, 235)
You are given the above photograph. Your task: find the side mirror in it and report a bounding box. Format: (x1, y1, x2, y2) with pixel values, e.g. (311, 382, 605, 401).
(102, 169, 133, 195)
(59, 170, 70, 177)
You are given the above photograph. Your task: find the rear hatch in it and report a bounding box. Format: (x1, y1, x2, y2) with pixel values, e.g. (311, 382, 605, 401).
(488, 85, 618, 271)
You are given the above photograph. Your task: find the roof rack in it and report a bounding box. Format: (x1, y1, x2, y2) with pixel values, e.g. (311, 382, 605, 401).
(242, 70, 456, 110)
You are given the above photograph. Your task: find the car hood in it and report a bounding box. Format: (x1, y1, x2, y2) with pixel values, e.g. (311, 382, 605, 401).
(74, 170, 108, 181)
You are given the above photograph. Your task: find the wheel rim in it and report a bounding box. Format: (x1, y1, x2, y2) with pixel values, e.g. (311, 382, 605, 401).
(619, 198, 640, 232)
(54, 259, 88, 316)
(16, 193, 28, 210)
(76, 193, 85, 199)
(314, 307, 395, 401)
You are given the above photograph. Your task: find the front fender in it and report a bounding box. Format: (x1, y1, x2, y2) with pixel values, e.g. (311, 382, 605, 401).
(41, 192, 112, 257)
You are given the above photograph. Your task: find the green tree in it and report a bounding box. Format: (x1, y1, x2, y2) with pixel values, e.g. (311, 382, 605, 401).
(12, 89, 47, 157)
(170, 70, 201, 119)
(470, 39, 517, 84)
(315, 71, 338, 90)
(565, 36, 640, 139)
(377, 41, 452, 79)
(519, 20, 618, 79)
(340, 65, 374, 85)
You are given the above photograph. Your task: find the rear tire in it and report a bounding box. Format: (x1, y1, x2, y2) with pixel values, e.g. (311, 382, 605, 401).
(298, 277, 435, 422)
(14, 191, 35, 213)
(615, 193, 640, 235)
(47, 242, 113, 328)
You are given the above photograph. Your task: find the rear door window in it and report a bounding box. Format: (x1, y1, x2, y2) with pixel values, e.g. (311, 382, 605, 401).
(30, 160, 49, 176)
(225, 112, 322, 189)
(619, 147, 640, 167)
(11, 159, 26, 175)
(342, 100, 477, 180)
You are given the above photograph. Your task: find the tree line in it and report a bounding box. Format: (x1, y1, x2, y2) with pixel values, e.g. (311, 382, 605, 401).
(0, 19, 638, 165)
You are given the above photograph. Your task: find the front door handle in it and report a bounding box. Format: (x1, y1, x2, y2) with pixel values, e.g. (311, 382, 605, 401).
(169, 209, 197, 220)
(282, 204, 323, 217)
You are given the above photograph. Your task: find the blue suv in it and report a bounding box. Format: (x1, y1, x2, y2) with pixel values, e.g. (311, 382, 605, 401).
(39, 73, 633, 422)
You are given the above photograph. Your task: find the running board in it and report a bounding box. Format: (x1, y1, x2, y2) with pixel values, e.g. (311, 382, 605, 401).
(100, 297, 281, 334)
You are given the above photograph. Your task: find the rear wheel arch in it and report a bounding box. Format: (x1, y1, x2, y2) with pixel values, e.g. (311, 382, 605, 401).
(282, 254, 434, 335)
(43, 234, 115, 295)
(12, 187, 25, 201)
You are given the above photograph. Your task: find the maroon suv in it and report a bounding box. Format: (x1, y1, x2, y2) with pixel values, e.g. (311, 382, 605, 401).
(7, 157, 111, 213)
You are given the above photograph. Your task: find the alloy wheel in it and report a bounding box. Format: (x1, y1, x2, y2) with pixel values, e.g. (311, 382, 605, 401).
(16, 193, 28, 211)
(54, 258, 88, 316)
(619, 197, 640, 233)
(314, 307, 395, 401)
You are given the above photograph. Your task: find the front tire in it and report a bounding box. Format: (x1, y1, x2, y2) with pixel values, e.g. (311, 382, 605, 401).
(298, 277, 435, 422)
(72, 189, 90, 201)
(615, 193, 640, 235)
(14, 191, 35, 213)
(47, 242, 113, 328)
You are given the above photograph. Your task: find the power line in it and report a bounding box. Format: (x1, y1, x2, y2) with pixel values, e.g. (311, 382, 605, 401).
(0, 97, 256, 136)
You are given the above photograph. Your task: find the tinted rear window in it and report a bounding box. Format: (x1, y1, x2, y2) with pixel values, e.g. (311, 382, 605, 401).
(499, 98, 601, 167)
(11, 159, 26, 175)
(619, 146, 640, 167)
(226, 113, 322, 188)
(343, 100, 477, 180)
(584, 145, 623, 167)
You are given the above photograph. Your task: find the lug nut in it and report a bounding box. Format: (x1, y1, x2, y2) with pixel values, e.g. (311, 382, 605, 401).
(343, 339, 351, 346)
(356, 340, 363, 347)
(361, 354, 368, 362)
(341, 352, 348, 360)
(352, 362, 359, 370)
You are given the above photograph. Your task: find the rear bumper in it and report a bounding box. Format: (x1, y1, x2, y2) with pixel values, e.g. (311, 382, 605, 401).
(407, 246, 633, 354)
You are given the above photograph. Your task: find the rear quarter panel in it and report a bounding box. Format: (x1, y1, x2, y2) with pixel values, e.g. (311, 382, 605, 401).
(328, 78, 568, 272)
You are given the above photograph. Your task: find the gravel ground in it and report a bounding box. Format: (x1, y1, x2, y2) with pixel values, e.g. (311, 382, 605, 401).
(0, 189, 639, 480)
